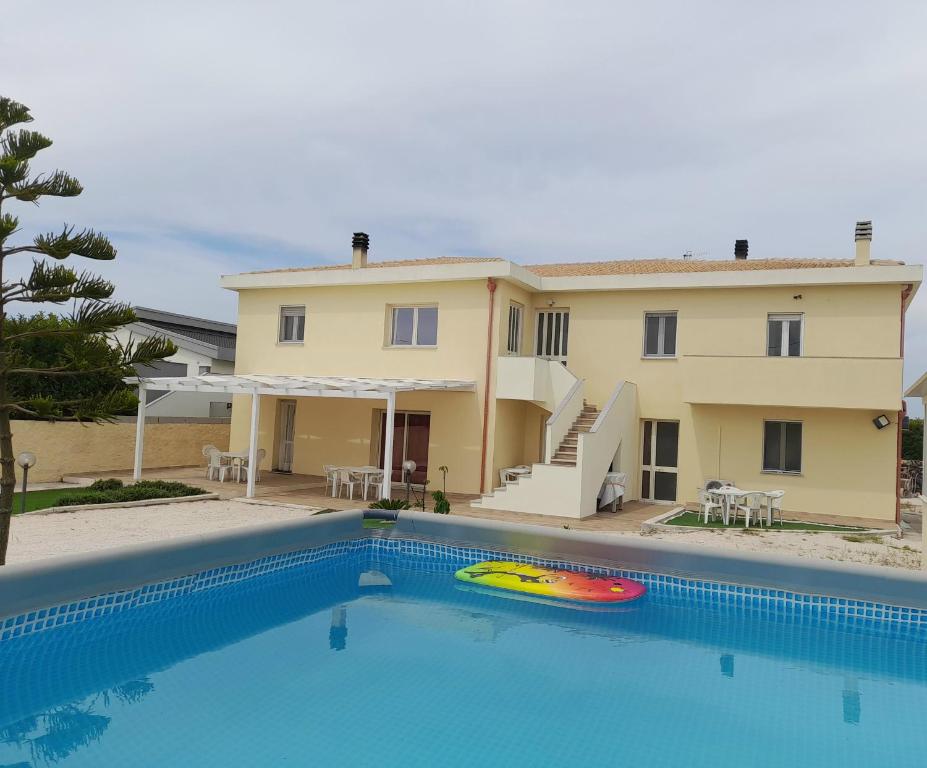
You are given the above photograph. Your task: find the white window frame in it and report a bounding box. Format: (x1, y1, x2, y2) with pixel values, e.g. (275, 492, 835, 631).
(506, 302, 524, 355)
(388, 305, 439, 348)
(642, 311, 678, 358)
(762, 419, 803, 474)
(278, 305, 306, 344)
(767, 313, 803, 357)
(535, 309, 569, 363)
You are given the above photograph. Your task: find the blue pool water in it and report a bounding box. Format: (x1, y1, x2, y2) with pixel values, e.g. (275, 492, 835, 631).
(0, 539, 925, 767)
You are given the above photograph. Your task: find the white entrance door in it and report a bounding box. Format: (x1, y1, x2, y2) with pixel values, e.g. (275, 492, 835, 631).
(535, 310, 569, 363)
(275, 400, 297, 473)
(640, 420, 679, 502)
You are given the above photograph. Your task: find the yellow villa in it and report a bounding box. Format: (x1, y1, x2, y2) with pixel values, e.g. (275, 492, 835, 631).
(133, 224, 921, 523)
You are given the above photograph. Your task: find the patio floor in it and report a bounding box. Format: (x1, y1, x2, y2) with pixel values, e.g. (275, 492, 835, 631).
(69, 465, 662, 532)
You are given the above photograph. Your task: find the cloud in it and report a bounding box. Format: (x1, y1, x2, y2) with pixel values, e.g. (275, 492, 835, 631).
(2, 0, 925, 408)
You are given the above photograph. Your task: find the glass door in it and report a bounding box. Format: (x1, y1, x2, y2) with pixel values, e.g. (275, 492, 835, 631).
(640, 420, 679, 502)
(378, 412, 431, 484)
(274, 399, 297, 473)
(535, 310, 569, 363)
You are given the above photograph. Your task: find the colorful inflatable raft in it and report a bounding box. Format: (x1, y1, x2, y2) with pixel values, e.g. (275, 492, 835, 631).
(454, 561, 646, 603)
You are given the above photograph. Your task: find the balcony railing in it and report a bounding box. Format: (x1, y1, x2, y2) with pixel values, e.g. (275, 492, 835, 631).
(680, 355, 902, 411)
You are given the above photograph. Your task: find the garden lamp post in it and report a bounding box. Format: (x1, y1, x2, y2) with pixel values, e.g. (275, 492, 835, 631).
(402, 459, 417, 504)
(16, 452, 36, 516)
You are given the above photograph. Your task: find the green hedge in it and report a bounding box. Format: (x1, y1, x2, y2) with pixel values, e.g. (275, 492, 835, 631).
(55, 480, 207, 508)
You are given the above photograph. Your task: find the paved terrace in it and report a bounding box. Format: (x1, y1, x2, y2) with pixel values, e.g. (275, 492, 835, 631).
(67, 465, 896, 533)
(70, 466, 661, 532)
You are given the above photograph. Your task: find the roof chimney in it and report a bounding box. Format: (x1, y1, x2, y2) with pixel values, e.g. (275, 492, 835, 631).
(734, 239, 748, 260)
(854, 221, 872, 266)
(352, 232, 369, 269)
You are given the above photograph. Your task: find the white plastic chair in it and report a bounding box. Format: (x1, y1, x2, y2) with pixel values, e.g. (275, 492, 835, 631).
(735, 492, 766, 527)
(765, 490, 785, 526)
(364, 470, 384, 500)
(205, 448, 225, 481)
(698, 489, 723, 524)
(323, 465, 338, 495)
(238, 449, 266, 485)
(338, 469, 360, 500)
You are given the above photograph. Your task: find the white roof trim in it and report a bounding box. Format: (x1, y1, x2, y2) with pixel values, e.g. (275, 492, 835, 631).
(904, 370, 927, 399)
(220, 261, 922, 295)
(126, 373, 477, 398)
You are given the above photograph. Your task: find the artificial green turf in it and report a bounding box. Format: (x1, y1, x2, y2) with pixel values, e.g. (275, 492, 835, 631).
(665, 510, 868, 532)
(11, 489, 77, 514)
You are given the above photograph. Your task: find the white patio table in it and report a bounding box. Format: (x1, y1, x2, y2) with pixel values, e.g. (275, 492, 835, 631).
(218, 450, 249, 482)
(331, 465, 382, 499)
(712, 486, 746, 526)
(500, 466, 531, 485)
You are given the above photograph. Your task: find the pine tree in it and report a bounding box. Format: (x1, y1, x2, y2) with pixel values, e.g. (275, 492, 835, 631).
(0, 96, 176, 564)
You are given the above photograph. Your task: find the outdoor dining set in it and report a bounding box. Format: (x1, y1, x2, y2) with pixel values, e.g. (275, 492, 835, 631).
(324, 465, 384, 501)
(203, 445, 264, 484)
(698, 481, 785, 527)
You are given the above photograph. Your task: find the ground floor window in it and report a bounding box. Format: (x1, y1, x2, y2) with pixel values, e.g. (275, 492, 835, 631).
(763, 420, 802, 473)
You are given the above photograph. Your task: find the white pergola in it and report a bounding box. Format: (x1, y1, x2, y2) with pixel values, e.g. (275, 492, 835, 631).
(127, 374, 477, 499)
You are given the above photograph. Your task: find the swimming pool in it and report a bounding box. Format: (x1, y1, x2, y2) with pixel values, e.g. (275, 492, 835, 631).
(0, 517, 925, 766)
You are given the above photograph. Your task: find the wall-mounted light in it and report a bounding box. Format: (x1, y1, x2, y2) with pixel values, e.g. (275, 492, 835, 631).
(547, 299, 556, 307)
(793, 294, 802, 300)
(872, 414, 891, 430)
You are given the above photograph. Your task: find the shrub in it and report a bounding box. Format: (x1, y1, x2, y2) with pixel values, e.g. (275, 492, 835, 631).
(368, 498, 411, 510)
(54, 480, 206, 508)
(88, 478, 124, 492)
(431, 490, 450, 514)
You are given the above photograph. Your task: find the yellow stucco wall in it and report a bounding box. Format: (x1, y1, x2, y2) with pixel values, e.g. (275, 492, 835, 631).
(229, 275, 905, 518)
(682, 405, 897, 520)
(10, 420, 230, 483)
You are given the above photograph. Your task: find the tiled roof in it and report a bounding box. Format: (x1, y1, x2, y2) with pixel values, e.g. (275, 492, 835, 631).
(242, 255, 904, 278)
(245, 256, 506, 275)
(523, 258, 902, 276)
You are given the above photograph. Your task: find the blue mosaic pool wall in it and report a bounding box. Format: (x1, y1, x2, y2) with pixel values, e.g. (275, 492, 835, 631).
(3, 533, 926, 642)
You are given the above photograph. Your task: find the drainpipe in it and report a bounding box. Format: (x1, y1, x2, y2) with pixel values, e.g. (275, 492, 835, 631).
(479, 278, 497, 494)
(896, 284, 913, 533)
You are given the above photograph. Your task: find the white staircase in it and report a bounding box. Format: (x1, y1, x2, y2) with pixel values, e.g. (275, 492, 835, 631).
(472, 379, 639, 519)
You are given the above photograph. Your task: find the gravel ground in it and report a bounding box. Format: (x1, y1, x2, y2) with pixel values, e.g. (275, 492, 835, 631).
(5, 498, 924, 571)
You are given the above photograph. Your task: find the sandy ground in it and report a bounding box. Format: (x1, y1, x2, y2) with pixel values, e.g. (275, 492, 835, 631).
(5, 499, 322, 565)
(639, 527, 923, 570)
(5, 498, 924, 571)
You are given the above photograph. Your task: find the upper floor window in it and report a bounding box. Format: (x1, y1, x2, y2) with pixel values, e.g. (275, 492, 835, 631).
(279, 305, 305, 343)
(643, 312, 677, 357)
(390, 306, 438, 347)
(506, 302, 523, 355)
(763, 420, 802, 473)
(767, 313, 802, 357)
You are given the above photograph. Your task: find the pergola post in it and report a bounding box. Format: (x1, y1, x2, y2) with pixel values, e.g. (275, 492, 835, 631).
(246, 390, 261, 499)
(381, 391, 396, 500)
(133, 386, 147, 481)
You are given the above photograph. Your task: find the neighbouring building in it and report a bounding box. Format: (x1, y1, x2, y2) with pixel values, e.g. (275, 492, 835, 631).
(114, 307, 237, 418)
(133, 224, 921, 523)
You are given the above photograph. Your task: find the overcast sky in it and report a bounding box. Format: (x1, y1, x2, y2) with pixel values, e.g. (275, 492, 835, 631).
(4, 1, 927, 412)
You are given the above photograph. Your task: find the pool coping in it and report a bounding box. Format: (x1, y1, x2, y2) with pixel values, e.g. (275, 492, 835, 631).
(1, 509, 926, 622)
